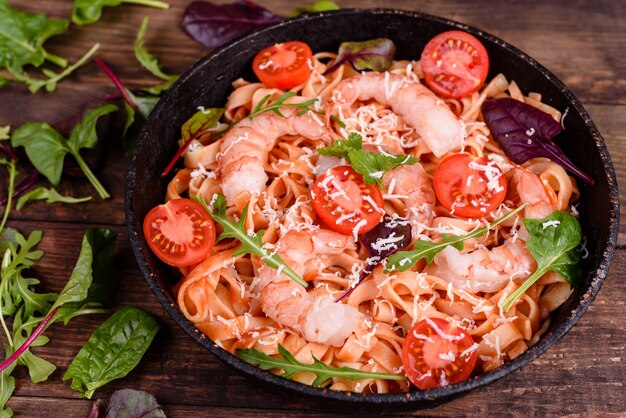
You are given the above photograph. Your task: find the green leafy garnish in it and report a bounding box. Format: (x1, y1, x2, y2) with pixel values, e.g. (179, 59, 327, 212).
(323, 38, 396, 75)
(318, 133, 418, 188)
(72, 0, 170, 26)
(134, 16, 178, 95)
(385, 203, 528, 272)
(16, 187, 91, 211)
(290, 0, 340, 16)
(237, 344, 406, 387)
(11, 104, 118, 199)
(63, 306, 160, 399)
(500, 211, 581, 312)
(195, 194, 307, 288)
(231, 92, 318, 129)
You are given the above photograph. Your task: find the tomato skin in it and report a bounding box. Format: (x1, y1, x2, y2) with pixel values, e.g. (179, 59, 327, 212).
(143, 198, 216, 267)
(402, 318, 477, 390)
(421, 30, 489, 98)
(312, 166, 384, 236)
(433, 153, 507, 218)
(252, 41, 313, 90)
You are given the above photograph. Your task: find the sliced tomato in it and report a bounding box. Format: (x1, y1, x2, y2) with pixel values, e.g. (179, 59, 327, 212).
(312, 166, 384, 236)
(143, 198, 215, 267)
(421, 30, 489, 98)
(252, 41, 313, 90)
(402, 318, 477, 390)
(433, 153, 507, 218)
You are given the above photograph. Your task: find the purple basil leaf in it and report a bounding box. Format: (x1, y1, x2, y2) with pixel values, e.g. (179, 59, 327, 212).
(336, 215, 411, 302)
(104, 389, 165, 418)
(323, 38, 396, 76)
(482, 98, 594, 185)
(182, 0, 281, 49)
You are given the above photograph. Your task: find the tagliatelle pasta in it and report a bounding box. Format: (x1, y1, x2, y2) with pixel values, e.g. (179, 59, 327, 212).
(159, 41, 581, 394)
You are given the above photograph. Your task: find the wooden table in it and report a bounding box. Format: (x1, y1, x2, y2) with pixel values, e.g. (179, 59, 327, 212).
(1, 0, 624, 416)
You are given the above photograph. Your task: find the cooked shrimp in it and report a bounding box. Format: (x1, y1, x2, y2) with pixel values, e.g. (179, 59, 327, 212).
(255, 229, 361, 346)
(328, 72, 465, 157)
(382, 163, 436, 237)
(426, 239, 536, 293)
(218, 107, 333, 205)
(509, 167, 557, 219)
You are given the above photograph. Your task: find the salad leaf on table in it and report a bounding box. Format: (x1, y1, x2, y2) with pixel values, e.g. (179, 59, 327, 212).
(88, 389, 166, 418)
(15, 187, 91, 211)
(11, 104, 119, 200)
(323, 38, 397, 76)
(318, 133, 418, 188)
(290, 0, 339, 16)
(482, 97, 594, 185)
(237, 344, 406, 387)
(64, 306, 161, 399)
(72, 0, 171, 26)
(500, 211, 581, 312)
(195, 194, 307, 287)
(134, 17, 179, 95)
(386, 203, 528, 272)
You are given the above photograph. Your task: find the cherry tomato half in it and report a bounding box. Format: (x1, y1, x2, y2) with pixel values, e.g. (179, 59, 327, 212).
(252, 41, 313, 90)
(402, 317, 477, 390)
(312, 166, 384, 236)
(433, 153, 507, 218)
(421, 30, 489, 98)
(143, 198, 215, 267)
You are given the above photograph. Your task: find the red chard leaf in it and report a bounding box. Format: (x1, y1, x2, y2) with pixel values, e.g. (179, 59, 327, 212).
(482, 98, 594, 185)
(182, 0, 281, 49)
(323, 38, 396, 75)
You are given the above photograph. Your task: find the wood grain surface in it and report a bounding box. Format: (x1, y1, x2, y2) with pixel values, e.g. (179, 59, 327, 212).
(1, 0, 624, 417)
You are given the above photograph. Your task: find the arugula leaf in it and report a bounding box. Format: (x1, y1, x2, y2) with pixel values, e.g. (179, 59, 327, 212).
(195, 194, 307, 288)
(290, 0, 339, 16)
(323, 38, 396, 76)
(0, 364, 14, 417)
(134, 16, 178, 92)
(386, 204, 528, 272)
(72, 0, 170, 26)
(318, 133, 418, 188)
(500, 211, 581, 312)
(16, 187, 91, 210)
(237, 344, 405, 387)
(0, 127, 9, 141)
(0, 158, 16, 236)
(228, 92, 318, 130)
(11, 104, 118, 199)
(64, 306, 161, 399)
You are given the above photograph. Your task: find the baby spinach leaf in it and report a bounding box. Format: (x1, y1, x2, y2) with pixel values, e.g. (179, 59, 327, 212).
(386, 204, 528, 272)
(63, 306, 161, 399)
(16, 187, 91, 210)
(94, 389, 166, 418)
(482, 98, 594, 185)
(290, 0, 339, 16)
(500, 211, 581, 312)
(237, 344, 405, 387)
(134, 16, 178, 92)
(195, 194, 307, 288)
(323, 38, 396, 76)
(72, 0, 170, 26)
(11, 104, 118, 199)
(318, 133, 418, 188)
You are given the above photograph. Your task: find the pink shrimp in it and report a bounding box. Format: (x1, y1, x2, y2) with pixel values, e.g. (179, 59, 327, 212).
(255, 229, 360, 346)
(328, 72, 466, 157)
(218, 107, 333, 205)
(509, 167, 557, 219)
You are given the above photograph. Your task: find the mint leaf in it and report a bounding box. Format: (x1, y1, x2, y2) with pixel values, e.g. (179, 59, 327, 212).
(237, 344, 405, 387)
(64, 307, 160, 399)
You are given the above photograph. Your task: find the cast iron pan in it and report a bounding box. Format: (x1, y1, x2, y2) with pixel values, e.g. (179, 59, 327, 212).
(125, 8, 619, 409)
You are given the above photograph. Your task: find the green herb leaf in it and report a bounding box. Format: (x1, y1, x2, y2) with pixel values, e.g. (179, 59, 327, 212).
(324, 38, 396, 75)
(317, 133, 418, 188)
(63, 306, 161, 399)
(0, 366, 15, 417)
(237, 344, 405, 387)
(0, 0, 69, 72)
(195, 194, 307, 288)
(229, 92, 319, 131)
(290, 0, 340, 16)
(0, 126, 9, 141)
(72, 0, 170, 26)
(134, 17, 178, 84)
(16, 187, 91, 210)
(500, 211, 581, 312)
(181, 108, 224, 144)
(93, 389, 166, 418)
(386, 204, 528, 272)
(12, 104, 118, 199)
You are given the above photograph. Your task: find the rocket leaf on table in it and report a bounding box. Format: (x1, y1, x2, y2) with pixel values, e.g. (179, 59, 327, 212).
(16, 187, 91, 211)
(72, 0, 170, 26)
(195, 194, 307, 288)
(134, 16, 178, 95)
